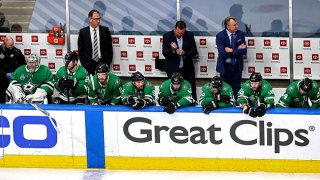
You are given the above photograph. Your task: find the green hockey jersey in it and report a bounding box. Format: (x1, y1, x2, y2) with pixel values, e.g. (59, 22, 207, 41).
(199, 81, 234, 108)
(11, 65, 54, 95)
(158, 79, 195, 107)
(121, 80, 155, 106)
(87, 73, 123, 105)
(237, 79, 275, 108)
(276, 80, 320, 108)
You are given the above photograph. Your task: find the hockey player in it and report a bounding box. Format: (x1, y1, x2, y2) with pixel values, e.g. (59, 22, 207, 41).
(237, 72, 275, 117)
(87, 63, 123, 105)
(276, 78, 320, 108)
(158, 72, 195, 114)
(199, 75, 234, 114)
(121, 71, 155, 110)
(54, 51, 89, 104)
(7, 53, 54, 104)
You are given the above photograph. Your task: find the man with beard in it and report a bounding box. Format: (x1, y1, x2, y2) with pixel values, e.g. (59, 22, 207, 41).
(87, 63, 123, 105)
(121, 71, 155, 110)
(0, 36, 25, 103)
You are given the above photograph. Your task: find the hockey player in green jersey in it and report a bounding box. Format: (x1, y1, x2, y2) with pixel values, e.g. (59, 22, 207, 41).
(121, 71, 155, 110)
(276, 78, 320, 108)
(237, 72, 275, 117)
(158, 72, 195, 114)
(87, 63, 123, 105)
(199, 76, 234, 114)
(7, 53, 54, 104)
(54, 51, 89, 104)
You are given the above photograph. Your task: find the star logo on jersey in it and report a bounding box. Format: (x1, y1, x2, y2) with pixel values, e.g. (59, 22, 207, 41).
(22, 79, 39, 94)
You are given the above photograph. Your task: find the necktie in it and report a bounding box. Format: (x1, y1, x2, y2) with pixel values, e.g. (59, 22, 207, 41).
(177, 38, 183, 68)
(93, 28, 99, 62)
(230, 33, 236, 65)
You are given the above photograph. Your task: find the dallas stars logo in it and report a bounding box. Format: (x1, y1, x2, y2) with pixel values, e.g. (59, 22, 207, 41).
(22, 79, 39, 94)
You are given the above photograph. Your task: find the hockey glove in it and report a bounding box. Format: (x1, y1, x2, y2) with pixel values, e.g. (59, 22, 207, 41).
(133, 99, 146, 110)
(163, 102, 177, 114)
(32, 88, 47, 103)
(256, 103, 267, 117)
(127, 95, 138, 106)
(58, 78, 77, 90)
(243, 105, 257, 118)
(203, 101, 217, 115)
(159, 97, 174, 106)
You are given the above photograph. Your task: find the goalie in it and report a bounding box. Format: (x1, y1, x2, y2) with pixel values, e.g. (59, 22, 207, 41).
(6, 53, 54, 104)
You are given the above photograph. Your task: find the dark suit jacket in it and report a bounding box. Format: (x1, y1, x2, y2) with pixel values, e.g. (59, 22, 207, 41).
(162, 30, 197, 76)
(78, 25, 113, 74)
(216, 29, 247, 74)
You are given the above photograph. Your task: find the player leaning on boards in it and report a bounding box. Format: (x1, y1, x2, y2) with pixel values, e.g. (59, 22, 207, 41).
(158, 72, 195, 114)
(276, 77, 320, 108)
(121, 71, 155, 110)
(199, 75, 235, 114)
(237, 72, 275, 118)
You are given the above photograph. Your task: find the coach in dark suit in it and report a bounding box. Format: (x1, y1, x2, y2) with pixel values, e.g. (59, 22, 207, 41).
(162, 21, 198, 100)
(78, 9, 113, 75)
(216, 16, 247, 98)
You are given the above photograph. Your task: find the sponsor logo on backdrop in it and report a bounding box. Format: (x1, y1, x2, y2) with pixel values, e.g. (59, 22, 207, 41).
(152, 51, 159, 59)
(295, 54, 303, 64)
(256, 53, 263, 62)
(208, 52, 215, 61)
(48, 62, 55, 70)
(200, 66, 208, 72)
(0, 35, 6, 41)
(136, 51, 144, 60)
(145, 65, 152, 72)
(120, 51, 128, 59)
(31, 35, 38, 43)
(123, 118, 310, 153)
(264, 67, 271, 73)
(144, 38, 151, 44)
(128, 37, 136, 47)
(304, 68, 311, 75)
(248, 66, 255, 73)
(129, 64, 136, 71)
(280, 67, 287, 74)
(280, 40, 287, 47)
(40, 49, 47, 56)
(16, 35, 23, 43)
(113, 64, 120, 71)
(199, 39, 207, 48)
(56, 49, 63, 56)
(312, 54, 319, 61)
(112, 37, 119, 44)
(271, 53, 280, 63)
(248, 39, 255, 46)
(264, 39, 271, 46)
(160, 38, 163, 43)
(303, 40, 311, 47)
(24, 49, 31, 55)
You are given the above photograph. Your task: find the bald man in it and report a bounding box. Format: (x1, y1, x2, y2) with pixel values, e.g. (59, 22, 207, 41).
(0, 36, 25, 103)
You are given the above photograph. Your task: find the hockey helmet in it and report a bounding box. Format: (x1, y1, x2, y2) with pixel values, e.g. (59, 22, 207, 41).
(64, 51, 78, 64)
(131, 71, 145, 82)
(299, 78, 313, 92)
(211, 76, 223, 88)
(171, 72, 183, 85)
(96, 63, 109, 74)
(249, 72, 262, 82)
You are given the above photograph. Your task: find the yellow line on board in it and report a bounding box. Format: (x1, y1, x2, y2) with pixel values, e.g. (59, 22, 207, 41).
(0, 155, 87, 169)
(106, 156, 320, 173)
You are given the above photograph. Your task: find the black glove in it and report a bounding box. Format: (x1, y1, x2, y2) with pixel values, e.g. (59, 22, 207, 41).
(203, 101, 217, 115)
(243, 105, 257, 118)
(218, 95, 231, 102)
(127, 96, 137, 107)
(163, 102, 177, 114)
(133, 99, 146, 110)
(256, 103, 267, 117)
(160, 97, 173, 106)
(58, 78, 76, 90)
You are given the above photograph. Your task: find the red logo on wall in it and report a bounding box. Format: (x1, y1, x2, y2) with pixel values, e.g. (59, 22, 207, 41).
(312, 54, 319, 61)
(145, 65, 152, 72)
(121, 51, 127, 58)
(200, 39, 206, 45)
(248, 66, 255, 73)
(296, 54, 303, 61)
(31, 35, 38, 42)
(200, 66, 207, 72)
(280, 40, 287, 47)
(56, 49, 63, 56)
(48, 63, 55, 69)
(248, 39, 255, 46)
(152, 51, 159, 58)
(40, 49, 47, 56)
(272, 53, 279, 60)
(113, 64, 120, 71)
(16, 35, 23, 42)
(304, 68, 311, 74)
(136, 51, 144, 58)
(264, 39, 271, 46)
(128, 38, 135, 44)
(160, 38, 163, 43)
(264, 67, 272, 73)
(112, 37, 119, 44)
(208, 52, 215, 59)
(24, 49, 31, 55)
(280, 67, 287, 74)
(129, 65, 136, 71)
(144, 38, 151, 44)
(303, 40, 311, 47)
(256, 53, 263, 60)
(0, 35, 6, 42)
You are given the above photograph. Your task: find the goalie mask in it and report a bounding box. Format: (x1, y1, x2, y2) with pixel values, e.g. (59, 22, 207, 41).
(26, 53, 40, 73)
